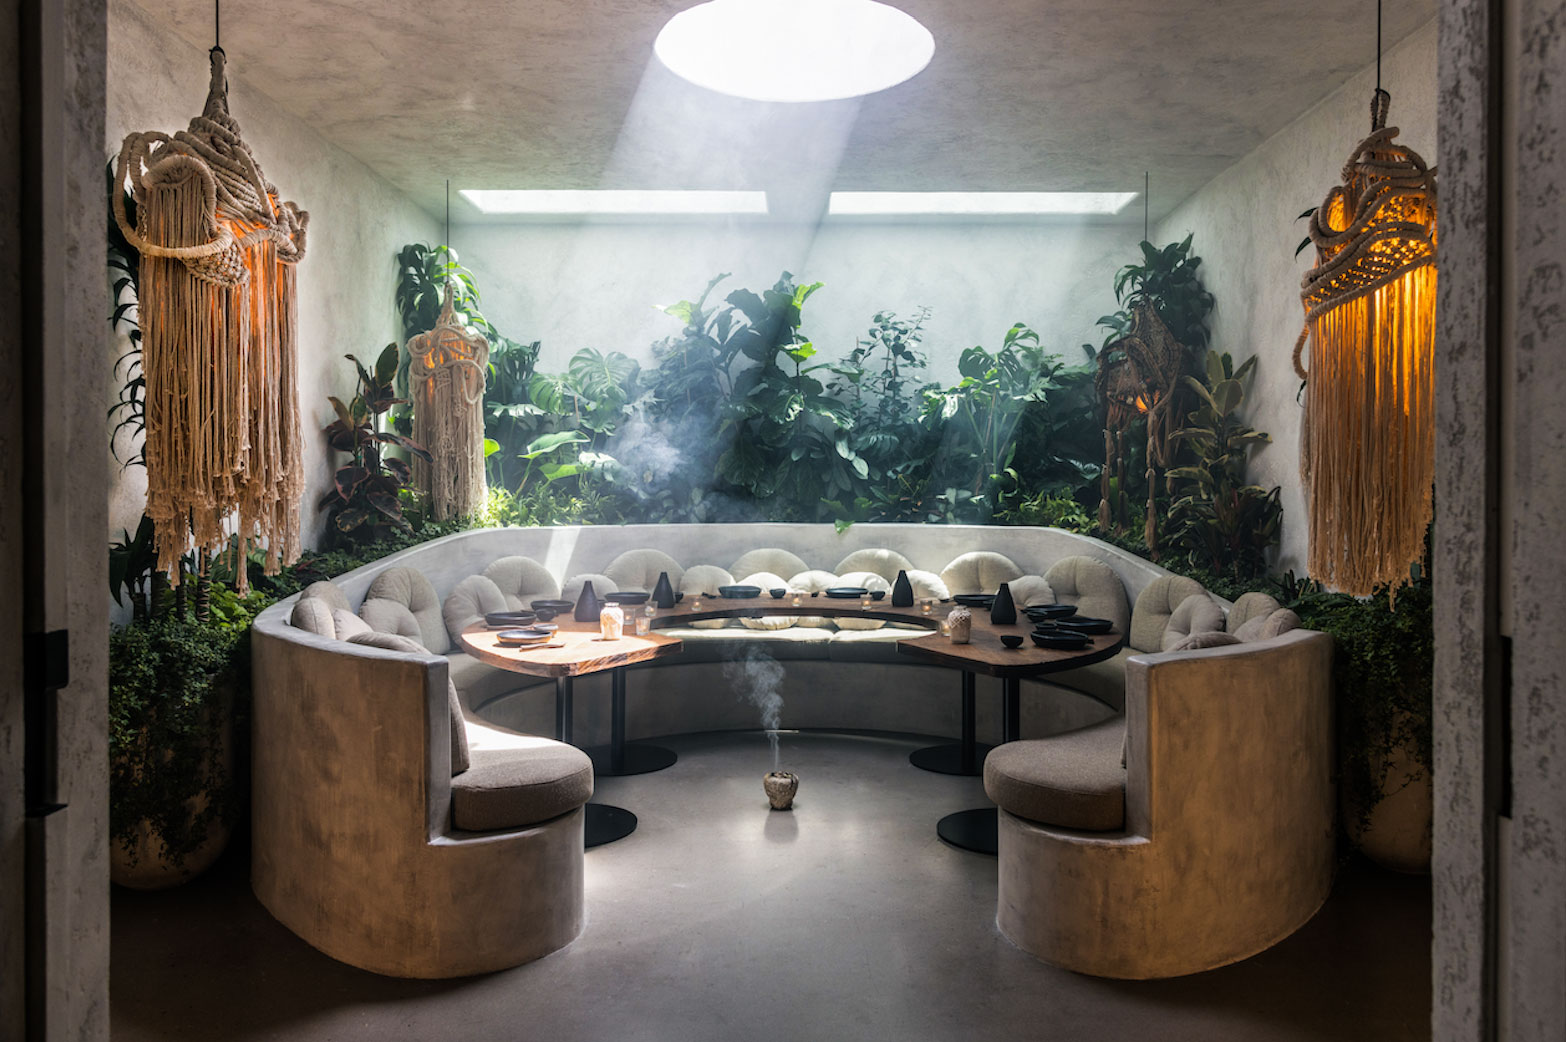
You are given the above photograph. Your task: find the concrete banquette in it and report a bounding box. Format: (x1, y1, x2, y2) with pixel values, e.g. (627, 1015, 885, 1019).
(250, 523, 1326, 979)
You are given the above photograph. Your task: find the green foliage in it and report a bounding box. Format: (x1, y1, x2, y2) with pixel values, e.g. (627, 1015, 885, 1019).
(1096, 234, 1215, 352)
(1164, 350, 1283, 579)
(107, 162, 144, 468)
(998, 489, 1094, 531)
(318, 344, 433, 547)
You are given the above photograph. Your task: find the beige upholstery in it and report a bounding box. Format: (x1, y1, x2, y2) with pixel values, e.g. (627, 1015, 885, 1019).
(730, 548, 809, 581)
(679, 565, 735, 629)
(1007, 575, 1056, 607)
(832, 571, 890, 630)
(357, 599, 428, 649)
(447, 652, 545, 713)
(1235, 607, 1302, 643)
(332, 609, 372, 642)
(443, 574, 509, 646)
(365, 567, 450, 654)
(785, 569, 840, 628)
(299, 580, 350, 613)
(1129, 574, 1207, 653)
(1227, 592, 1283, 634)
(348, 631, 469, 774)
(603, 548, 685, 594)
(994, 630, 1335, 979)
(482, 556, 562, 611)
(1170, 630, 1242, 651)
(984, 718, 1127, 832)
(940, 551, 1023, 595)
(1045, 646, 1136, 711)
(835, 548, 914, 583)
(290, 597, 336, 637)
(1161, 593, 1225, 652)
(561, 572, 617, 607)
(450, 743, 594, 832)
(737, 572, 796, 629)
(1045, 556, 1131, 635)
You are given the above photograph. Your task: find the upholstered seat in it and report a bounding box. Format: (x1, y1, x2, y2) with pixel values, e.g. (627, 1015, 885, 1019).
(447, 651, 549, 713)
(450, 741, 594, 832)
(984, 718, 1127, 832)
(1039, 647, 1136, 711)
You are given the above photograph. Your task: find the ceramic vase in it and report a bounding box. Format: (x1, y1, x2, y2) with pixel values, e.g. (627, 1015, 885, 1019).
(891, 569, 914, 607)
(599, 603, 625, 640)
(991, 582, 1017, 625)
(947, 606, 972, 644)
(574, 581, 601, 622)
(652, 571, 676, 609)
(764, 771, 799, 811)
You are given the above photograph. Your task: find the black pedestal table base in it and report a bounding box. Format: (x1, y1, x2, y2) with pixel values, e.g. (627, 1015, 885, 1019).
(937, 676, 1020, 856)
(910, 671, 989, 775)
(557, 675, 638, 848)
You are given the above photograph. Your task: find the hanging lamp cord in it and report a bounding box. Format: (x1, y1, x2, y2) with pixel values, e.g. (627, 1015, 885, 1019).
(211, 0, 222, 56)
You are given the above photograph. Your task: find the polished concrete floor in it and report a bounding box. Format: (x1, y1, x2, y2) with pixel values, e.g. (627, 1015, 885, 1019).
(111, 731, 1431, 1042)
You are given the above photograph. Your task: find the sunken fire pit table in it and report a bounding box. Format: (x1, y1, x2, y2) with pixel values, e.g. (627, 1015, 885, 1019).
(461, 623, 684, 848)
(894, 620, 1124, 856)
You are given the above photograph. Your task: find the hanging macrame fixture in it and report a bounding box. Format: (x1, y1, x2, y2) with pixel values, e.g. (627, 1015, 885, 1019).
(1095, 171, 1185, 554)
(1294, 0, 1437, 595)
(407, 181, 490, 520)
(113, 2, 308, 591)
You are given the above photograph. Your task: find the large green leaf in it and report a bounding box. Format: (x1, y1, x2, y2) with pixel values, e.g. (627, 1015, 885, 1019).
(522, 430, 590, 459)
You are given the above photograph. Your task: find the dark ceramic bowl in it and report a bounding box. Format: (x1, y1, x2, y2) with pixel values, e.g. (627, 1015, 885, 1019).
(496, 627, 553, 646)
(870, 590, 886, 601)
(718, 585, 762, 599)
(533, 609, 557, 622)
(999, 634, 1024, 649)
(484, 610, 536, 629)
(953, 593, 996, 608)
(1053, 616, 1113, 635)
(1023, 603, 1079, 620)
(531, 599, 574, 612)
(824, 587, 869, 599)
(605, 591, 650, 605)
(1030, 629, 1091, 650)
(769, 588, 788, 599)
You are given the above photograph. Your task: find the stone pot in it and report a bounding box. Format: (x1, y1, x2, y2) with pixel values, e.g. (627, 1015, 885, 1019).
(1345, 729, 1432, 874)
(764, 771, 799, 811)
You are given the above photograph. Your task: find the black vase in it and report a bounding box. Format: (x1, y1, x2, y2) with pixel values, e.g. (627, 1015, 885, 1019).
(574, 581, 602, 622)
(891, 569, 914, 607)
(990, 582, 1017, 625)
(652, 571, 676, 609)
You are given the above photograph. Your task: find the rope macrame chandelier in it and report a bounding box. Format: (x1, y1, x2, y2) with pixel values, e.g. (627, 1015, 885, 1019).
(1294, 52, 1437, 594)
(407, 282, 490, 520)
(113, 37, 309, 590)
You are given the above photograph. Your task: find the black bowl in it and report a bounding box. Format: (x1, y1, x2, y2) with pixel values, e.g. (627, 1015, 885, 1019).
(605, 591, 649, 605)
(1030, 629, 1091, 650)
(1053, 616, 1113, 635)
(484, 610, 536, 629)
(870, 590, 886, 601)
(999, 634, 1024, 649)
(495, 627, 554, 646)
(533, 608, 557, 622)
(824, 587, 869, 599)
(531, 599, 574, 612)
(718, 585, 762, 599)
(953, 593, 996, 608)
(1023, 603, 1079, 620)
(769, 588, 787, 599)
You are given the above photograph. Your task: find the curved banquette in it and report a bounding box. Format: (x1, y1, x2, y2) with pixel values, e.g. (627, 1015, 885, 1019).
(250, 522, 1331, 980)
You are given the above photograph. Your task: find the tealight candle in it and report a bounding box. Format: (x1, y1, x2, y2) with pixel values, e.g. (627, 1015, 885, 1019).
(920, 598, 934, 615)
(790, 591, 803, 608)
(860, 594, 872, 609)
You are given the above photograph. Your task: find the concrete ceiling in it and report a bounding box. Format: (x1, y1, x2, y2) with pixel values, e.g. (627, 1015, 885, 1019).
(143, 0, 1436, 223)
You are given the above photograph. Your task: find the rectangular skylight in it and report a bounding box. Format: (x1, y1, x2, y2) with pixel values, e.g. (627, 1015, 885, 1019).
(826, 191, 1140, 216)
(460, 189, 769, 216)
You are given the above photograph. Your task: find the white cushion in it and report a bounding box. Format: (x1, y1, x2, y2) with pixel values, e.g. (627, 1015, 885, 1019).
(785, 569, 840, 628)
(482, 556, 562, 611)
(730, 548, 809, 580)
(1161, 593, 1225, 652)
(1006, 575, 1055, 607)
(831, 571, 890, 630)
(443, 574, 509, 646)
(365, 566, 449, 653)
(561, 572, 617, 607)
(332, 608, 372, 641)
(357, 598, 428, 649)
(1044, 556, 1131, 635)
(298, 580, 350, 614)
(290, 597, 335, 637)
(904, 569, 951, 602)
(834, 548, 914, 583)
(940, 551, 1023, 595)
(603, 548, 684, 595)
(737, 572, 796, 629)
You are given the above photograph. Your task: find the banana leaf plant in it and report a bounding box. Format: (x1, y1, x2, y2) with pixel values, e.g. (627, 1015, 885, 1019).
(319, 343, 431, 547)
(1165, 350, 1282, 579)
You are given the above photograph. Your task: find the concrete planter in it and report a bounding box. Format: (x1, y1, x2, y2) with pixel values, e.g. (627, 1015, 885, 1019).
(1345, 725, 1432, 874)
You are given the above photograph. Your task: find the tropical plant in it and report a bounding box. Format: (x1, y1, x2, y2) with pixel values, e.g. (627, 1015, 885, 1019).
(319, 343, 432, 546)
(998, 489, 1094, 531)
(1164, 350, 1283, 579)
(528, 348, 641, 447)
(108, 163, 145, 467)
(1096, 234, 1215, 353)
(829, 307, 937, 480)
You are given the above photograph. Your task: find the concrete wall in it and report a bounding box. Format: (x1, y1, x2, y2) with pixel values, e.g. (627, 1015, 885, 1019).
(105, 0, 439, 553)
(459, 218, 1142, 385)
(1155, 19, 1438, 576)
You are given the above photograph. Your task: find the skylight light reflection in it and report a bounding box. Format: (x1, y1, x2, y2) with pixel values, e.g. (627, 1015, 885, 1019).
(460, 189, 769, 216)
(827, 192, 1141, 216)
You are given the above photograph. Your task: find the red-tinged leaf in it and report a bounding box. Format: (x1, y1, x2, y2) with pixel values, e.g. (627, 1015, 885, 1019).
(366, 491, 403, 519)
(335, 465, 369, 499)
(334, 505, 371, 531)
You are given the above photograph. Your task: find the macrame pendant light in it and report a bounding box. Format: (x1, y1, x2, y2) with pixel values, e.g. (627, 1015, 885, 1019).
(1294, 88, 1437, 594)
(113, 47, 309, 590)
(407, 283, 490, 519)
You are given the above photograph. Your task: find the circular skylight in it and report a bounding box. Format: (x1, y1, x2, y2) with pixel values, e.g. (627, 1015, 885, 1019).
(654, 0, 935, 103)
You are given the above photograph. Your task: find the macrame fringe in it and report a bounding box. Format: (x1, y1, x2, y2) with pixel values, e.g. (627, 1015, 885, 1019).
(409, 286, 489, 521)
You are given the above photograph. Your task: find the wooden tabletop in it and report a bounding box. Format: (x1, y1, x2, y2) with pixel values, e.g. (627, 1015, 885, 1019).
(460, 622, 683, 678)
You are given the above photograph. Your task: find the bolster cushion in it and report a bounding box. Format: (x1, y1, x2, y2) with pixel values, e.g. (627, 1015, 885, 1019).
(1169, 630, 1242, 652)
(831, 571, 890, 630)
(1227, 591, 1283, 634)
(1129, 574, 1207, 653)
(332, 608, 372, 641)
(289, 597, 336, 637)
(1161, 593, 1225, 652)
(983, 717, 1127, 832)
(365, 566, 450, 654)
(737, 572, 797, 629)
(1235, 607, 1302, 642)
(357, 598, 428, 648)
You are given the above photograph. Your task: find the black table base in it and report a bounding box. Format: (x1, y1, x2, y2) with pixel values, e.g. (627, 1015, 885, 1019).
(910, 671, 990, 776)
(586, 742, 678, 777)
(936, 807, 998, 855)
(584, 803, 637, 849)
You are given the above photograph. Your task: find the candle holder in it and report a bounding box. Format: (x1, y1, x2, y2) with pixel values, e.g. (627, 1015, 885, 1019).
(790, 591, 803, 608)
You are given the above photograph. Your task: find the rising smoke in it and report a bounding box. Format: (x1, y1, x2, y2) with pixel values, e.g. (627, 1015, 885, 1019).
(722, 646, 786, 769)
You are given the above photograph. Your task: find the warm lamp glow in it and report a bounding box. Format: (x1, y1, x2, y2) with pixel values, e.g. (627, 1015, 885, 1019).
(654, 0, 934, 103)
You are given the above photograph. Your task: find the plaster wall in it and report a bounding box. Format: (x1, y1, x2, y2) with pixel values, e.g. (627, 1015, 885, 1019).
(105, 0, 439, 557)
(1156, 18, 1438, 576)
(459, 218, 1142, 385)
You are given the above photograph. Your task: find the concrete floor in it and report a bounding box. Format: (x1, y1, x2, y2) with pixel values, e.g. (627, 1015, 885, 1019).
(111, 731, 1431, 1042)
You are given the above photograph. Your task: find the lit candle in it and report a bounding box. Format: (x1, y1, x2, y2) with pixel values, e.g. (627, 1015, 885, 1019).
(920, 598, 934, 615)
(790, 591, 803, 608)
(860, 593, 872, 609)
